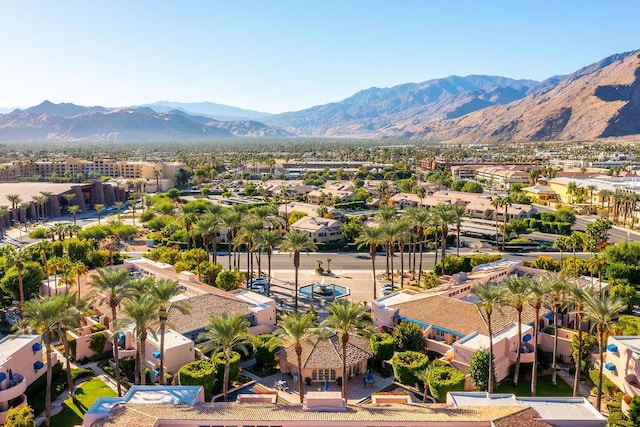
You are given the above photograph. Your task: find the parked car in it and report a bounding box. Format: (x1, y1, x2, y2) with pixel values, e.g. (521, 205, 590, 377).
(248, 277, 269, 292)
(381, 284, 394, 296)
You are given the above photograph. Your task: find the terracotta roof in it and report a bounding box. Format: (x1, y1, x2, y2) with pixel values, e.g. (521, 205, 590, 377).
(493, 407, 552, 427)
(392, 295, 536, 337)
(279, 332, 373, 370)
(168, 293, 252, 335)
(93, 402, 524, 426)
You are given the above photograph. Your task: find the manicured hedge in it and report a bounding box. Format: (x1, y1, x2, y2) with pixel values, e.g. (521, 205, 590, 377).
(370, 333, 394, 361)
(212, 351, 241, 393)
(178, 359, 217, 400)
(392, 351, 429, 385)
(427, 365, 465, 402)
(254, 334, 277, 370)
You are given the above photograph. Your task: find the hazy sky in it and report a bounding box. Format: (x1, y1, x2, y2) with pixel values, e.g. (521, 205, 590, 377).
(1, 1, 638, 113)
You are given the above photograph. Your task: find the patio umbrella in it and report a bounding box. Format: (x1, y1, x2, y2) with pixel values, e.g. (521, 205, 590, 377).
(280, 372, 285, 382)
(323, 379, 329, 391)
(8, 369, 13, 381)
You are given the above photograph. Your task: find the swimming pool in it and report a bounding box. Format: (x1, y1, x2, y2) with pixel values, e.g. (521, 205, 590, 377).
(214, 382, 273, 402)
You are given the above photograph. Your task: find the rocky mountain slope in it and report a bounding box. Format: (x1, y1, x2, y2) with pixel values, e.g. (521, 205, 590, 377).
(265, 75, 547, 136)
(0, 102, 291, 142)
(411, 50, 640, 142)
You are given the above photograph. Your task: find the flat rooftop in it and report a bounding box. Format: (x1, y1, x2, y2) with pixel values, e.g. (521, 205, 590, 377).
(0, 335, 38, 362)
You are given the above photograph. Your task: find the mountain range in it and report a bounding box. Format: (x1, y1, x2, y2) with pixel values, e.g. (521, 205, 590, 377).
(1, 49, 639, 143)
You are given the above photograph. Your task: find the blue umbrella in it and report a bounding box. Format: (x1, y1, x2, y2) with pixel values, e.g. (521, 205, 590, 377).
(8, 369, 13, 381)
(280, 372, 285, 382)
(323, 379, 329, 391)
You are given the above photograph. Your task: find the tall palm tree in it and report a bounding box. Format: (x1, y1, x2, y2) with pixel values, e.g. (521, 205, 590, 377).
(90, 268, 132, 396)
(376, 204, 396, 277)
(431, 204, 456, 274)
(6, 193, 22, 225)
(323, 299, 371, 400)
(71, 261, 89, 302)
(403, 207, 431, 284)
(528, 278, 550, 396)
(503, 274, 532, 386)
(381, 220, 402, 287)
(568, 283, 587, 397)
(196, 212, 220, 263)
(22, 294, 68, 427)
(392, 219, 412, 288)
(599, 189, 613, 218)
(280, 229, 317, 312)
(582, 292, 626, 411)
(68, 205, 81, 226)
(278, 312, 315, 403)
(95, 204, 106, 225)
(473, 281, 504, 393)
(200, 313, 251, 401)
(541, 273, 569, 385)
(451, 205, 467, 256)
(553, 235, 572, 268)
(57, 292, 90, 400)
(220, 209, 242, 269)
(355, 226, 384, 299)
(254, 229, 282, 296)
(586, 184, 598, 211)
(235, 219, 263, 286)
(4, 246, 27, 312)
(150, 279, 190, 385)
(122, 294, 159, 385)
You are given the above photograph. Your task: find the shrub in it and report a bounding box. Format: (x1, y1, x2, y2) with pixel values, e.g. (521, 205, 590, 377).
(120, 356, 136, 382)
(28, 227, 48, 239)
(254, 334, 278, 370)
(211, 351, 241, 393)
(393, 321, 426, 352)
(589, 369, 619, 397)
(370, 333, 394, 361)
(427, 365, 465, 402)
(89, 332, 107, 354)
(5, 404, 35, 427)
(178, 359, 217, 400)
(629, 396, 640, 427)
(392, 351, 429, 385)
(89, 323, 108, 333)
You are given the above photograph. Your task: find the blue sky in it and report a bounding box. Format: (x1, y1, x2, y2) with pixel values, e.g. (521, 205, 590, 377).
(0, 1, 638, 113)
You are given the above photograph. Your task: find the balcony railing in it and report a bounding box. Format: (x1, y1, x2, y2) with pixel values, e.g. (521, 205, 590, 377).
(508, 343, 536, 363)
(0, 374, 26, 403)
(0, 394, 27, 425)
(624, 375, 640, 397)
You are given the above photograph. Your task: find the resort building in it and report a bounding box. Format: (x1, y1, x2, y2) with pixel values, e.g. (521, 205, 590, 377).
(0, 335, 54, 424)
(278, 332, 373, 384)
(85, 385, 606, 426)
(602, 336, 640, 412)
(289, 216, 344, 244)
(278, 202, 346, 222)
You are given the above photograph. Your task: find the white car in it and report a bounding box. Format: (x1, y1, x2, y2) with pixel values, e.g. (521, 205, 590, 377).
(381, 284, 394, 295)
(249, 277, 269, 292)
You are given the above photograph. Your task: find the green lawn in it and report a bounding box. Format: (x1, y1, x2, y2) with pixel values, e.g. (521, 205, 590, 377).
(50, 378, 117, 427)
(495, 375, 573, 397)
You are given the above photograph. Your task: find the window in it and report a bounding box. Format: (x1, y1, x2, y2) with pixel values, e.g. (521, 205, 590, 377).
(312, 369, 336, 381)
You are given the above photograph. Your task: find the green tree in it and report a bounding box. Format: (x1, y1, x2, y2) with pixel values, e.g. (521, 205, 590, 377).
(370, 333, 394, 361)
(150, 279, 190, 385)
(392, 321, 426, 352)
(200, 313, 251, 401)
(528, 278, 549, 396)
(582, 292, 626, 411)
(56, 292, 89, 399)
(278, 313, 315, 403)
(323, 299, 371, 400)
(473, 281, 504, 393)
(3, 246, 29, 312)
(280, 229, 317, 312)
(630, 396, 640, 426)
(215, 269, 242, 290)
(255, 229, 282, 296)
(95, 204, 106, 225)
(90, 268, 132, 396)
(1, 260, 44, 306)
(541, 273, 570, 385)
(469, 349, 494, 392)
(431, 204, 456, 274)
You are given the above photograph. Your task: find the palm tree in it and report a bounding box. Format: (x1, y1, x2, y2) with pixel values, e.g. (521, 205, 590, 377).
(323, 299, 371, 400)
(278, 312, 315, 403)
(113, 201, 124, 220)
(553, 235, 572, 268)
(6, 193, 22, 225)
(376, 204, 397, 276)
(586, 184, 598, 211)
(150, 279, 190, 385)
(451, 205, 467, 256)
(196, 212, 220, 263)
(95, 204, 106, 225)
(200, 313, 251, 401)
(599, 189, 613, 218)
(403, 207, 431, 284)
(220, 209, 242, 269)
(473, 281, 504, 393)
(153, 169, 161, 191)
(57, 292, 89, 400)
(431, 204, 456, 274)
(90, 268, 132, 396)
(255, 229, 282, 296)
(280, 229, 317, 313)
(528, 278, 549, 396)
(235, 219, 263, 285)
(72, 261, 88, 302)
(568, 283, 587, 397)
(355, 225, 384, 299)
(4, 246, 27, 312)
(22, 294, 68, 426)
(392, 220, 412, 288)
(541, 273, 569, 385)
(503, 274, 532, 386)
(122, 294, 159, 385)
(68, 205, 81, 226)
(381, 220, 402, 287)
(582, 292, 626, 411)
